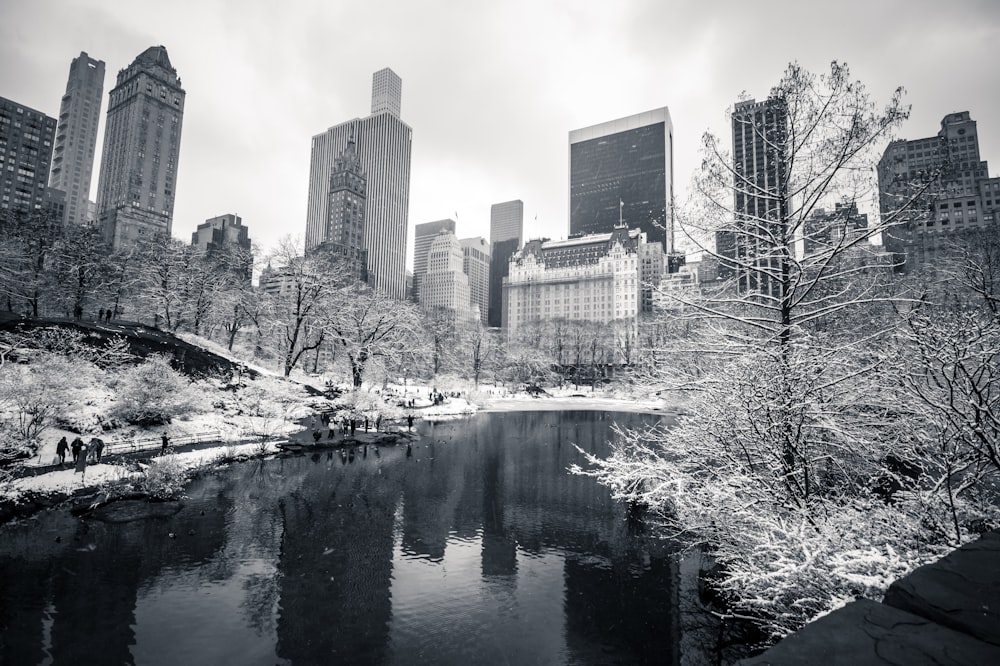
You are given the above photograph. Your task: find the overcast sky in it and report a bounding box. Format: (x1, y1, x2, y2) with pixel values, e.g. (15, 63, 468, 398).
(2, 0, 999, 266)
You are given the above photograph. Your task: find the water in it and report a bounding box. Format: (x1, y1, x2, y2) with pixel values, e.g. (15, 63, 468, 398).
(0, 410, 683, 665)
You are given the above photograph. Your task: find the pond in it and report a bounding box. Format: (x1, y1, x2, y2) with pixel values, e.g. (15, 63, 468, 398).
(0, 410, 690, 665)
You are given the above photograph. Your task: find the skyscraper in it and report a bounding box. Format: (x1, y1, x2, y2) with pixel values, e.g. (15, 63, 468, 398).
(412, 218, 456, 302)
(487, 200, 523, 328)
(306, 68, 412, 299)
(878, 111, 999, 272)
(0, 97, 57, 215)
(48, 52, 105, 226)
(717, 96, 789, 296)
(461, 236, 491, 326)
(569, 108, 674, 252)
(191, 213, 252, 278)
(311, 132, 368, 281)
(420, 230, 477, 323)
(95, 46, 185, 249)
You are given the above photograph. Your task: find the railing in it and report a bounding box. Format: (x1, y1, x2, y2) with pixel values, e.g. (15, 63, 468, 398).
(103, 429, 224, 457)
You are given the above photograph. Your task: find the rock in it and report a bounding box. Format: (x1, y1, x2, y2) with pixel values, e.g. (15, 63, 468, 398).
(883, 531, 1000, 647)
(739, 598, 1000, 665)
(87, 499, 183, 523)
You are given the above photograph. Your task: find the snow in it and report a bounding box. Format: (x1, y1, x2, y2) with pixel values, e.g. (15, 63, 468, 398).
(4, 377, 669, 506)
(4, 440, 278, 502)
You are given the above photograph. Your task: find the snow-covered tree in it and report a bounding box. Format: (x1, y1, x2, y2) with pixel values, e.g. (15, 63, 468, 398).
(575, 62, 959, 640)
(325, 282, 422, 388)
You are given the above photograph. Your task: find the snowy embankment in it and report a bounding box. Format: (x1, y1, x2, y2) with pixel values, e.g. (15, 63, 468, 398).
(4, 359, 672, 512)
(4, 439, 279, 503)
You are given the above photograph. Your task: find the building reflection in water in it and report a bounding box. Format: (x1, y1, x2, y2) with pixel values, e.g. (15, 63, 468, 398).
(0, 410, 679, 665)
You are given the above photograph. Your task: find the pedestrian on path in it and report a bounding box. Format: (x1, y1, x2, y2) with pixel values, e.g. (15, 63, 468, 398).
(89, 437, 105, 463)
(161, 432, 169, 455)
(56, 436, 69, 465)
(71, 436, 84, 463)
(75, 443, 88, 476)
(407, 414, 414, 431)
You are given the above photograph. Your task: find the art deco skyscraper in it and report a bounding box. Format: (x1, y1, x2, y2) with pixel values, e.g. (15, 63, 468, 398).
(569, 108, 674, 252)
(95, 46, 185, 249)
(48, 52, 105, 226)
(306, 68, 412, 299)
(412, 218, 456, 302)
(487, 200, 523, 328)
(878, 111, 999, 272)
(311, 133, 369, 281)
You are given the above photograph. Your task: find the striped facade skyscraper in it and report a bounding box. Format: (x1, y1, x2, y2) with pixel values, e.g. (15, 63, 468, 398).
(306, 68, 412, 299)
(48, 52, 105, 226)
(716, 96, 788, 296)
(95, 46, 185, 249)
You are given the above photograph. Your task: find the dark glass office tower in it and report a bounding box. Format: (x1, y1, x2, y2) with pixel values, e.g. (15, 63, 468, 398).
(569, 108, 674, 252)
(488, 200, 523, 328)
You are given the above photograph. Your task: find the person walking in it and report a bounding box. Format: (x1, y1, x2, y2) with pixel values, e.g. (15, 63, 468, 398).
(70, 436, 84, 463)
(56, 436, 69, 465)
(75, 442, 88, 476)
(407, 414, 414, 431)
(89, 437, 105, 463)
(161, 432, 169, 455)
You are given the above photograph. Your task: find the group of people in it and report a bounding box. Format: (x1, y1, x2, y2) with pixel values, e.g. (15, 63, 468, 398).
(96, 307, 114, 323)
(55, 434, 105, 474)
(309, 410, 413, 443)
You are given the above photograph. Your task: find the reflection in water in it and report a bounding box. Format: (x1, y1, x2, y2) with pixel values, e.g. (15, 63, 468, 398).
(0, 410, 679, 665)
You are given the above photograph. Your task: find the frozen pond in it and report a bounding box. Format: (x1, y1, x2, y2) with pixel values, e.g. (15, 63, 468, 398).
(0, 410, 682, 665)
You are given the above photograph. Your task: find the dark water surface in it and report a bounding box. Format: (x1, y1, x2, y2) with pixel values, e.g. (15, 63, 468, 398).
(0, 410, 681, 665)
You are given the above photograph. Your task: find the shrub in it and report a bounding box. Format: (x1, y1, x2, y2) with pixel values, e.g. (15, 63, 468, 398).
(138, 455, 188, 499)
(109, 355, 200, 426)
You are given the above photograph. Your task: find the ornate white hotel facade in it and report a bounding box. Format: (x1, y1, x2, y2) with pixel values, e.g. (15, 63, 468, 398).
(503, 226, 666, 343)
(305, 68, 412, 299)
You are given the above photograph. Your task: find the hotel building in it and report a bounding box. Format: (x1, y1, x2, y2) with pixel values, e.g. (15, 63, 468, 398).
(95, 46, 185, 249)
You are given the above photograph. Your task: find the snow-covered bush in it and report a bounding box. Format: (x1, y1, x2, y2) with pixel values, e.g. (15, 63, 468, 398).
(0, 353, 85, 459)
(138, 454, 188, 499)
(572, 343, 996, 641)
(108, 355, 200, 426)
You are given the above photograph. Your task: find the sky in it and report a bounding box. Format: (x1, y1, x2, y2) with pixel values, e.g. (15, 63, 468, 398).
(2, 0, 999, 267)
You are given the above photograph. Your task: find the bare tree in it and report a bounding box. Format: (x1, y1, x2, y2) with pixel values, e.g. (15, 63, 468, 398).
(263, 237, 342, 377)
(325, 282, 422, 388)
(576, 62, 948, 639)
(48, 223, 111, 322)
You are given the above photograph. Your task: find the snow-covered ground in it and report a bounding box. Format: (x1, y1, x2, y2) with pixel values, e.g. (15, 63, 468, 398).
(4, 372, 673, 508)
(4, 440, 278, 502)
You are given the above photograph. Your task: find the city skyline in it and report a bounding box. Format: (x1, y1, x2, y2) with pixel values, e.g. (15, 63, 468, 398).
(2, 0, 998, 266)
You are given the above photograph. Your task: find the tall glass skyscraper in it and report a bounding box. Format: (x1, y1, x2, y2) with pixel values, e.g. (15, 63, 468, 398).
(488, 200, 523, 328)
(569, 108, 674, 252)
(49, 52, 104, 227)
(306, 68, 412, 299)
(95, 46, 185, 249)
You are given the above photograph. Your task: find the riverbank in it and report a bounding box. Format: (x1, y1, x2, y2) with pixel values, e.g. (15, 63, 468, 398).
(2, 381, 675, 523)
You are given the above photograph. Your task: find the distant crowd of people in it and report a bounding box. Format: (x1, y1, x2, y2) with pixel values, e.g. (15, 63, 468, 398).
(55, 434, 105, 477)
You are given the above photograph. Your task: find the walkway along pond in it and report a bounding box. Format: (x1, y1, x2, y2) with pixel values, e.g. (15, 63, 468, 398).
(0, 409, 701, 665)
